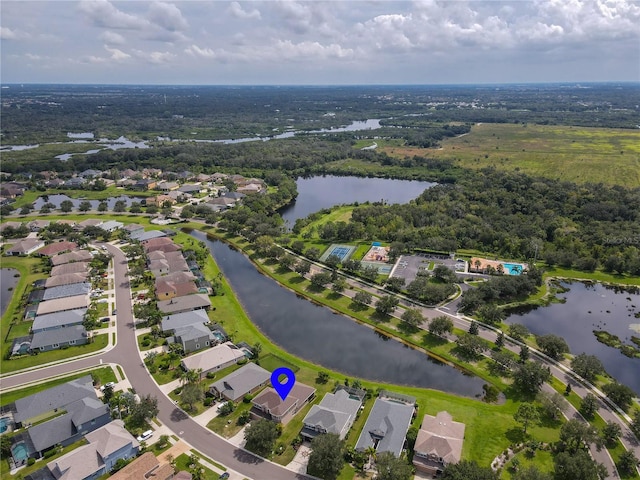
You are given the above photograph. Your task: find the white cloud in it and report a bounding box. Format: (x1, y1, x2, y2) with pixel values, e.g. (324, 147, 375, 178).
(132, 49, 176, 64)
(185, 44, 216, 59)
(148, 2, 189, 32)
(105, 46, 131, 61)
(100, 31, 126, 45)
(25, 53, 44, 61)
(1, 27, 18, 40)
(78, 0, 149, 30)
(228, 2, 261, 20)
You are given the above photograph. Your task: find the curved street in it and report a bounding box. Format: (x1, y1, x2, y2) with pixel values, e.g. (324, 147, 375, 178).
(1, 233, 638, 479)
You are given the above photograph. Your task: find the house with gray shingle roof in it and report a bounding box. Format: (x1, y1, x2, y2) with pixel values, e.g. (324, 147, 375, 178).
(36, 295, 88, 315)
(44, 273, 88, 288)
(210, 363, 271, 402)
(47, 420, 139, 479)
(43, 282, 91, 301)
(355, 392, 415, 457)
(413, 411, 466, 475)
(50, 262, 89, 276)
(5, 238, 45, 256)
(30, 325, 88, 352)
(50, 250, 93, 266)
(131, 229, 167, 242)
(251, 382, 316, 425)
(32, 309, 86, 333)
(302, 387, 365, 440)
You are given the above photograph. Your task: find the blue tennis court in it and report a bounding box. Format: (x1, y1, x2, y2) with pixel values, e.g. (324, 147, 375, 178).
(319, 244, 356, 262)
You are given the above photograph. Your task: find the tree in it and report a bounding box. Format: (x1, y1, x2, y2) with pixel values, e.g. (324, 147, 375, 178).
(490, 350, 514, 376)
(617, 450, 639, 476)
(217, 401, 234, 416)
(60, 199, 74, 212)
(455, 333, 487, 358)
(353, 291, 372, 306)
(294, 260, 311, 277)
(290, 240, 305, 253)
(374, 451, 413, 480)
(602, 382, 635, 412)
(478, 304, 505, 325)
(78, 200, 92, 212)
(146, 204, 158, 214)
(331, 277, 347, 294)
(495, 331, 505, 348)
(305, 247, 321, 261)
(512, 466, 552, 480)
(310, 272, 332, 289)
(0, 435, 12, 458)
(509, 324, 530, 341)
(536, 334, 570, 360)
(600, 421, 621, 447)
(113, 200, 126, 213)
(98, 201, 108, 212)
(580, 394, 599, 420)
(536, 391, 567, 421)
(630, 410, 640, 439)
(441, 460, 498, 480)
(316, 371, 330, 384)
(324, 254, 341, 270)
(559, 419, 602, 454)
(306, 433, 345, 480)
(400, 308, 424, 328)
(129, 394, 158, 428)
(375, 295, 399, 316)
(385, 276, 406, 292)
(433, 264, 457, 283)
(244, 418, 280, 457)
(181, 383, 203, 411)
(570, 354, 605, 383)
(514, 403, 539, 434)
(512, 361, 551, 395)
(554, 450, 607, 480)
(129, 201, 142, 213)
(519, 345, 530, 364)
(252, 342, 262, 358)
(468, 320, 479, 335)
(429, 316, 453, 337)
(102, 384, 114, 404)
(253, 235, 274, 257)
(360, 264, 379, 281)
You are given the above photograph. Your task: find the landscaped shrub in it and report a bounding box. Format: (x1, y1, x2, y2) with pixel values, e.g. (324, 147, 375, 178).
(243, 394, 253, 403)
(27, 458, 35, 466)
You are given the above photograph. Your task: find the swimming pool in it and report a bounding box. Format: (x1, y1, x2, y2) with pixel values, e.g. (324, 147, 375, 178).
(502, 263, 524, 275)
(12, 442, 29, 462)
(0, 417, 8, 433)
(212, 331, 225, 343)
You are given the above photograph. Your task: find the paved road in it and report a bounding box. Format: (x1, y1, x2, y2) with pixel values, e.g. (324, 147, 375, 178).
(1, 243, 311, 480)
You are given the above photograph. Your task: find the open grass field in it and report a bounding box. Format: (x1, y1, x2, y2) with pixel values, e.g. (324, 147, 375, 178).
(381, 123, 640, 188)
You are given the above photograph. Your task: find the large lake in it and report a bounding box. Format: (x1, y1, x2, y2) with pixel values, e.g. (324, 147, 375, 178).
(194, 232, 485, 397)
(507, 282, 640, 394)
(280, 175, 435, 227)
(0, 268, 20, 317)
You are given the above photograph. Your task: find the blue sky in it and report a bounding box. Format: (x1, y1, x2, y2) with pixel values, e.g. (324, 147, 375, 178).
(1, 1, 639, 84)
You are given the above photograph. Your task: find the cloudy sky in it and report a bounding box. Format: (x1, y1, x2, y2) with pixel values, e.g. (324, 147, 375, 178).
(1, 0, 639, 85)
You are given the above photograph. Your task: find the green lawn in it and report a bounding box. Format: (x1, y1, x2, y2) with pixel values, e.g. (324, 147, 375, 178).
(174, 453, 219, 480)
(259, 353, 300, 373)
(382, 123, 640, 188)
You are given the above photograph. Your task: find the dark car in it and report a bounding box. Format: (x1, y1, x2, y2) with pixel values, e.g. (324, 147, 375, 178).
(218, 473, 229, 480)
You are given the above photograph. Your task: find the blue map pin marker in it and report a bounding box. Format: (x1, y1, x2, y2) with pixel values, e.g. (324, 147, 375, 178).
(271, 367, 296, 401)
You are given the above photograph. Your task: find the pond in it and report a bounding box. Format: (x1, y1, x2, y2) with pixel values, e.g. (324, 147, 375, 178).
(507, 282, 640, 394)
(194, 232, 486, 397)
(32, 194, 146, 211)
(0, 268, 20, 317)
(280, 175, 436, 227)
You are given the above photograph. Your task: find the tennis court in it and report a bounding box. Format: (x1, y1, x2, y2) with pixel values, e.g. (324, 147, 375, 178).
(319, 244, 356, 262)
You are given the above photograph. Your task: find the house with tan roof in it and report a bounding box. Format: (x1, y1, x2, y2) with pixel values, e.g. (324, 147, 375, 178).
(50, 250, 93, 266)
(180, 341, 245, 375)
(251, 382, 316, 425)
(412, 411, 466, 475)
(5, 238, 45, 256)
(109, 451, 174, 480)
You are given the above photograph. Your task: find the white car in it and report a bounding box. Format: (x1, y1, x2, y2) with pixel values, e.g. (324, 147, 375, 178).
(136, 430, 153, 442)
(100, 382, 115, 392)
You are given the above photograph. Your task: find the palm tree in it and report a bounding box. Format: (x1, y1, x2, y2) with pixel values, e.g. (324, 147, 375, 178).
(364, 446, 377, 469)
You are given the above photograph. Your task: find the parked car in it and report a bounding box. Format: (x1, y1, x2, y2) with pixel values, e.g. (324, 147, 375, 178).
(136, 430, 153, 442)
(100, 382, 115, 392)
(218, 473, 230, 480)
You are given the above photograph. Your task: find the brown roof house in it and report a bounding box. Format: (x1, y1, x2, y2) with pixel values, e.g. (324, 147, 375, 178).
(109, 451, 174, 480)
(412, 411, 466, 475)
(37, 241, 78, 257)
(155, 271, 198, 300)
(251, 382, 316, 425)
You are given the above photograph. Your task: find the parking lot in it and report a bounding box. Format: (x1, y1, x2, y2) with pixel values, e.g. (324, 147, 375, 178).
(390, 254, 466, 285)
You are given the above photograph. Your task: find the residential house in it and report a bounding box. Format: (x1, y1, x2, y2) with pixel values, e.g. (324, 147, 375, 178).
(30, 325, 88, 352)
(47, 420, 139, 478)
(51, 250, 93, 266)
(0, 221, 24, 234)
(157, 293, 211, 315)
(31, 309, 87, 332)
(211, 172, 228, 182)
(251, 382, 316, 425)
(64, 177, 86, 188)
(412, 411, 466, 475)
(180, 341, 245, 375)
(36, 295, 88, 316)
(301, 387, 365, 441)
(196, 173, 212, 183)
(116, 178, 137, 188)
(121, 223, 145, 236)
(100, 220, 124, 232)
(237, 182, 265, 194)
(221, 191, 246, 202)
(37, 241, 78, 257)
(120, 168, 137, 179)
(27, 220, 51, 232)
(157, 181, 180, 192)
(143, 168, 162, 177)
(131, 229, 167, 242)
(46, 178, 65, 188)
(142, 237, 180, 254)
(43, 282, 91, 301)
(109, 451, 174, 480)
(160, 309, 216, 353)
(77, 218, 103, 230)
(209, 362, 270, 402)
(148, 194, 177, 207)
(149, 251, 190, 277)
(355, 392, 416, 457)
(0, 183, 24, 198)
(44, 273, 88, 288)
(160, 309, 210, 332)
(50, 262, 89, 277)
(134, 178, 157, 191)
(155, 271, 198, 300)
(178, 184, 203, 194)
(6, 238, 45, 256)
(204, 197, 236, 210)
(79, 169, 103, 179)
